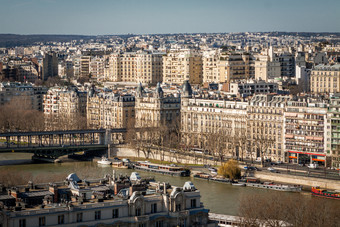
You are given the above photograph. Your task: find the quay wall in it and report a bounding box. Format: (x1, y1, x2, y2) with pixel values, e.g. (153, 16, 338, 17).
(254, 172, 340, 190)
(111, 145, 215, 165)
(111, 145, 340, 190)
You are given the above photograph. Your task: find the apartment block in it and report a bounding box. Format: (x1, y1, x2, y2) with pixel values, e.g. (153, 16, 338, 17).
(284, 97, 328, 165)
(327, 94, 340, 168)
(247, 94, 291, 162)
(42, 52, 58, 81)
(135, 83, 180, 128)
(163, 50, 203, 85)
(219, 52, 254, 83)
(0, 82, 47, 111)
(87, 89, 135, 129)
(43, 87, 87, 116)
(202, 50, 221, 83)
(181, 81, 248, 158)
(310, 64, 340, 94)
(108, 51, 163, 84)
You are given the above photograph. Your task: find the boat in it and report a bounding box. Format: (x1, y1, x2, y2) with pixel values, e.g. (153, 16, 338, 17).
(245, 178, 302, 192)
(134, 161, 190, 177)
(231, 182, 246, 187)
(112, 161, 128, 168)
(97, 157, 112, 165)
(311, 186, 340, 199)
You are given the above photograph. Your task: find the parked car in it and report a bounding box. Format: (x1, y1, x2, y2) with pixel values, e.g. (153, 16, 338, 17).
(308, 163, 319, 169)
(267, 167, 279, 173)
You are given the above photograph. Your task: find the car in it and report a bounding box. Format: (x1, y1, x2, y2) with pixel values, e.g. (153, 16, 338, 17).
(267, 167, 279, 173)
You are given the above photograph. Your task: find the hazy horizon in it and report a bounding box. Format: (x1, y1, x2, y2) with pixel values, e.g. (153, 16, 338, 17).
(1, 0, 339, 35)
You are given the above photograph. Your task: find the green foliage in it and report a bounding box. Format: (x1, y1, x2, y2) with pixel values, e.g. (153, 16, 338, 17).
(218, 159, 241, 180)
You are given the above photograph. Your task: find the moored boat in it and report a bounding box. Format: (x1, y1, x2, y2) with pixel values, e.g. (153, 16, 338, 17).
(112, 161, 128, 168)
(134, 161, 190, 177)
(245, 178, 302, 192)
(311, 186, 340, 199)
(97, 157, 112, 165)
(231, 182, 246, 187)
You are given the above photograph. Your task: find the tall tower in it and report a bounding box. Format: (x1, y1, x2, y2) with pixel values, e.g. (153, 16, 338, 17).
(42, 52, 58, 81)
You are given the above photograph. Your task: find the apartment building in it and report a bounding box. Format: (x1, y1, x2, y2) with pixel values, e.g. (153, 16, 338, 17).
(108, 51, 163, 84)
(310, 64, 340, 94)
(162, 50, 203, 85)
(284, 97, 328, 165)
(0, 82, 47, 111)
(247, 94, 291, 162)
(80, 56, 91, 78)
(229, 80, 278, 97)
(219, 52, 254, 83)
(87, 88, 135, 129)
(181, 81, 248, 157)
(202, 50, 220, 83)
(135, 83, 181, 128)
(42, 52, 58, 81)
(1, 60, 39, 83)
(327, 94, 340, 168)
(43, 87, 87, 116)
(255, 47, 295, 81)
(89, 56, 106, 81)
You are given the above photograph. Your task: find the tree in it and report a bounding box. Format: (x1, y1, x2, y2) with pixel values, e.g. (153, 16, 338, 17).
(0, 96, 45, 132)
(238, 192, 340, 227)
(218, 159, 241, 180)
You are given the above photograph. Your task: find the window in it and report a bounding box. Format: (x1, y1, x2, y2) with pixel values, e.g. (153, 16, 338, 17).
(136, 208, 141, 216)
(176, 204, 181, 211)
(77, 213, 83, 222)
(19, 219, 26, 227)
(95, 211, 101, 220)
(58, 215, 64, 224)
(112, 208, 119, 218)
(191, 199, 197, 208)
(151, 203, 157, 213)
(39, 217, 46, 226)
(139, 224, 146, 227)
(155, 220, 164, 227)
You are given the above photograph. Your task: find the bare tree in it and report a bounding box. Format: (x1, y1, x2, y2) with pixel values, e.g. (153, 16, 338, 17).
(239, 192, 340, 227)
(0, 96, 45, 132)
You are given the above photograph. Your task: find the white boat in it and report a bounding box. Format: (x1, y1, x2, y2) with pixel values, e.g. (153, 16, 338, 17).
(246, 181, 302, 192)
(232, 182, 246, 187)
(97, 157, 112, 165)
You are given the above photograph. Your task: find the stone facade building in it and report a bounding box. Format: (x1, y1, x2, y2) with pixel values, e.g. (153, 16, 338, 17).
(247, 94, 291, 162)
(87, 88, 135, 129)
(108, 51, 163, 84)
(135, 83, 181, 128)
(310, 64, 340, 94)
(181, 81, 248, 158)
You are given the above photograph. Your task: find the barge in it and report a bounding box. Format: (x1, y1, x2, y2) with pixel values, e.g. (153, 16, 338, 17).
(245, 178, 302, 192)
(134, 161, 190, 177)
(311, 186, 340, 199)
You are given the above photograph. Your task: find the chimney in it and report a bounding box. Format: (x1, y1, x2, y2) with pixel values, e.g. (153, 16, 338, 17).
(10, 188, 19, 199)
(49, 184, 58, 203)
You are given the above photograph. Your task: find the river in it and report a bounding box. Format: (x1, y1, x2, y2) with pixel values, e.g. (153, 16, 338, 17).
(0, 154, 330, 216)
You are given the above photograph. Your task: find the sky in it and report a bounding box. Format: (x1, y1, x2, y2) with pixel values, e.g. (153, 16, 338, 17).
(0, 0, 339, 35)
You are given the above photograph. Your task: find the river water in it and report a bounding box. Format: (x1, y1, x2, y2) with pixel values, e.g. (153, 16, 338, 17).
(0, 153, 335, 215)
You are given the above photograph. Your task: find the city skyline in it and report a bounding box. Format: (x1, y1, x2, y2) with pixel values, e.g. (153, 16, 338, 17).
(1, 0, 340, 35)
